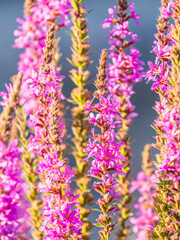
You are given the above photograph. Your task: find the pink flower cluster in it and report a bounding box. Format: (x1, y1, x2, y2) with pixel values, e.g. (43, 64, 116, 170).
(102, 3, 144, 124)
(28, 65, 82, 239)
(84, 93, 125, 233)
(28, 68, 65, 101)
(130, 171, 159, 239)
(14, 0, 71, 114)
(146, 40, 172, 93)
(154, 99, 180, 181)
(84, 95, 125, 177)
(146, 2, 175, 93)
(146, 2, 180, 182)
(0, 139, 29, 239)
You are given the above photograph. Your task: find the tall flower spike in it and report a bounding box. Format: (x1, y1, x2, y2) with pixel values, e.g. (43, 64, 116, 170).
(28, 24, 82, 239)
(0, 73, 29, 239)
(14, 0, 69, 235)
(84, 49, 125, 240)
(68, 0, 93, 239)
(102, 1, 144, 238)
(15, 8, 58, 240)
(130, 145, 159, 240)
(146, 1, 180, 238)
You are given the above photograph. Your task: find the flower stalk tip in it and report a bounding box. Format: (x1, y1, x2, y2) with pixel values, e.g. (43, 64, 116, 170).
(69, 1, 93, 239)
(102, 1, 144, 238)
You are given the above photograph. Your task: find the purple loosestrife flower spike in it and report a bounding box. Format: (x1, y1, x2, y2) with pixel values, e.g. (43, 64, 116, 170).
(102, 1, 144, 238)
(14, 0, 70, 237)
(146, 0, 180, 238)
(0, 73, 29, 239)
(68, 1, 93, 239)
(84, 49, 125, 240)
(28, 24, 83, 239)
(130, 145, 159, 240)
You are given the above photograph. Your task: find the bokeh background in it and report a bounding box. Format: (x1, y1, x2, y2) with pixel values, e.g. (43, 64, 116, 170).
(0, 0, 161, 239)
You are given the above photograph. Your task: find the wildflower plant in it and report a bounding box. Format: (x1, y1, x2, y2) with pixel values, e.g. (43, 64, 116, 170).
(102, 0, 144, 238)
(146, 0, 180, 238)
(27, 24, 83, 239)
(84, 49, 125, 240)
(130, 145, 159, 240)
(1, 0, 180, 240)
(68, 1, 93, 238)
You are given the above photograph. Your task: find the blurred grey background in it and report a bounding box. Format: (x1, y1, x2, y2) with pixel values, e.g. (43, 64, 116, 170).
(0, 0, 160, 239)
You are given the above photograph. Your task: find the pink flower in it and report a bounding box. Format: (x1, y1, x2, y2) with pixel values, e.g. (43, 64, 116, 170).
(129, 2, 140, 25)
(102, 6, 117, 29)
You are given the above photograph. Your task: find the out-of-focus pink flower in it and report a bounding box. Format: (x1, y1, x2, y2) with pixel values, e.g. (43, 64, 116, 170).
(130, 171, 159, 239)
(129, 2, 140, 25)
(0, 139, 29, 239)
(160, 2, 175, 19)
(102, 6, 117, 29)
